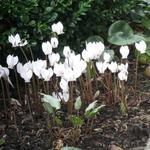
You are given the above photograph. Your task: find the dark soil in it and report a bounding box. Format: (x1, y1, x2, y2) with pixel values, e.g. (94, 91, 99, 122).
(0, 64, 150, 150)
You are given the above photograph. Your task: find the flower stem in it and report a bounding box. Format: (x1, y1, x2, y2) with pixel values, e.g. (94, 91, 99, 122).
(1, 79, 7, 117)
(14, 69, 21, 103)
(135, 53, 139, 91)
(20, 47, 28, 62)
(67, 82, 74, 116)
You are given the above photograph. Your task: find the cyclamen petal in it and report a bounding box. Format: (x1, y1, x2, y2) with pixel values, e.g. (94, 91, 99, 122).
(82, 49, 90, 62)
(118, 70, 128, 81)
(108, 61, 118, 73)
(6, 55, 19, 69)
(119, 46, 129, 59)
(135, 40, 147, 54)
(51, 37, 59, 48)
(54, 63, 65, 77)
(96, 62, 108, 74)
(63, 46, 71, 58)
(48, 52, 60, 66)
(41, 68, 53, 81)
(42, 41, 52, 55)
(20, 67, 33, 83)
(86, 41, 105, 60)
(103, 52, 111, 62)
(51, 21, 64, 35)
(59, 78, 69, 92)
(8, 34, 27, 47)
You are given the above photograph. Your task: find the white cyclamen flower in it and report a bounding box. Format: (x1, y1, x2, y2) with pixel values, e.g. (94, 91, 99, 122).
(17, 63, 23, 74)
(135, 40, 147, 54)
(17, 62, 33, 83)
(103, 52, 111, 62)
(32, 59, 47, 79)
(86, 41, 105, 60)
(42, 41, 52, 55)
(41, 68, 53, 81)
(118, 70, 128, 81)
(0, 65, 13, 87)
(20, 67, 33, 83)
(118, 63, 128, 72)
(8, 33, 27, 47)
(6, 55, 19, 69)
(119, 46, 129, 59)
(59, 78, 69, 92)
(54, 63, 65, 77)
(62, 91, 69, 102)
(51, 21, 64, 35)
(63, 67, 76, 81)
(118, 62, 128, 81)
(108, 61, 118, 73)
(82, 49, 90, 62)
(48, 52, 60, 66)
(63, 46, 71, 58)
(51, 37, 59, 48)
(96, 61, 108, 74)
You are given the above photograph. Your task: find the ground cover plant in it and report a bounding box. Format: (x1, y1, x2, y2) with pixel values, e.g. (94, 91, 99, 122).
(0, 20, 150, 150)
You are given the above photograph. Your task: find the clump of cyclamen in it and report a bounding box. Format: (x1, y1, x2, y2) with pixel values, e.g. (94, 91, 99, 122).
(5, 21, 147, 102)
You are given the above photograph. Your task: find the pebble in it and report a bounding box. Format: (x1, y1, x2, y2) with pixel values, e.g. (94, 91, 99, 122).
(108, 144, 124, 150)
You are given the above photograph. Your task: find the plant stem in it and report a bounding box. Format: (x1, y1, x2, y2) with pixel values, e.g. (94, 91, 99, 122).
(28, 46, 34, 60)
(14, 69, 21, 103)
(25, 83, 32, 117)
(86, 62, 93, 101)
(67, 82, 74, 115)
(120, 81, 128, 113)
(5, 80, 11, 102)
(135, 53, 139, 91)
(1, 79, 7, 117)
(20, 47, 28, 62)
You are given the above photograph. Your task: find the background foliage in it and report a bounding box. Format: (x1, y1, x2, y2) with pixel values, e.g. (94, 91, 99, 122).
(0, 0, 149, 63)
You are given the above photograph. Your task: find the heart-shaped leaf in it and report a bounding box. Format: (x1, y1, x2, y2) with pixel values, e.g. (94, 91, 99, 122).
(74, 96, 82, 110)
(108, 20, 144, 45)
(40, 93, 61, 110)
(108, 20, 133, 37)
(42, 102, 54, 114)
(108, 32, 144, 45)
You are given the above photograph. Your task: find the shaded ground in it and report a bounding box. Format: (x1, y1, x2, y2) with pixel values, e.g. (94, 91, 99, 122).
(0, 63, 150, 150)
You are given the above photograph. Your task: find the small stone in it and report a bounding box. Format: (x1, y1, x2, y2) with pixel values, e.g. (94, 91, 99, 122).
(129, 147, 145, 150)
(108, 144, 124, 150)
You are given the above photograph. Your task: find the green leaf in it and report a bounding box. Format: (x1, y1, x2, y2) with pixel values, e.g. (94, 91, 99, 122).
(104, 49, 115, 61)
(48, 12, 58, 22)
(108, 20, 133, 37)
(54, 116, 62, 126)
(146, 41, 150, 56)
(141, 17, 150, 30)
(40, 93, 61, 110)
(86, 35, 104, 43)
(108, 20, 144, 45)
(85, 100, 97, 112)
(68, 115, 84, 127)
(108, 32, 144, 45)
(61, 147, 81, 150)
(74, 96, 82, 110)
(42, 101, 54, 114)
(85, 104, 105, 118)
(45, 7, 53, 12)
(0, 138, 5, 146)
(120, 101, 127, 114)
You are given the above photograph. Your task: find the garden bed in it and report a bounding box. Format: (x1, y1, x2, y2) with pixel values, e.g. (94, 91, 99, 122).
(0, 64, 150, 150)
